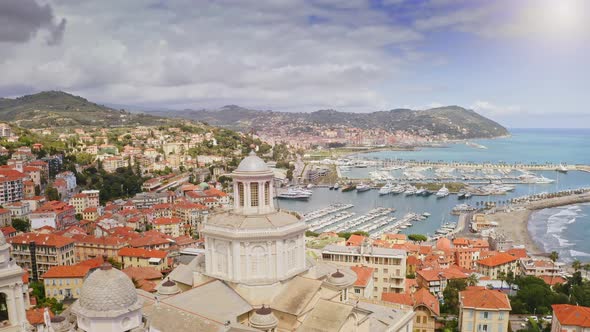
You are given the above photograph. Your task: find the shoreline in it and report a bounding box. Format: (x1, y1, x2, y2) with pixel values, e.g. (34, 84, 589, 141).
(488, 192, 590, 256)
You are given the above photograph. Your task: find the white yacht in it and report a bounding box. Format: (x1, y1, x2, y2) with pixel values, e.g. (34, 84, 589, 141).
(404, 185, 417, 196)
(557, 163, 568, 173)
(379, 182, 394, 195)
(436, 185, 450, 198)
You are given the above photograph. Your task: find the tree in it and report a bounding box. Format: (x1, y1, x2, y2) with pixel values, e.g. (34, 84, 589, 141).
(45, 186, 60, 201)
(408, 234, 427, 242)
(11, 218, 30, 232)
(550, 251, 559, 284)
(305, 231, 319, 237)
(442, 279, 467, 315)
(466, 273, 479, 286)
(107, 257, 122, 270)
(573, 259, 582, 272)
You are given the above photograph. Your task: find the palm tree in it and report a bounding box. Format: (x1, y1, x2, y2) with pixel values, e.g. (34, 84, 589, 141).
(498, 271, 507, 289)
(584, 264, 590, 280)
(467, 273, 479, 287)
(573, 259, 582, 272)
(550, 251, 559, 284)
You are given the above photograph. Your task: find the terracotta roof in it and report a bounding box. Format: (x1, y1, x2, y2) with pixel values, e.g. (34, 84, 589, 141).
(41, 265, 91, 279)
(381, 293, 413, 306)
(33, 201, 74, 213)
(129, 235, 170, 247)
(346, 234, 366, 246)
(477, 252, 518, 267)
(552, 304, 590, 327)
(407, 255, 420, 265)
(384, 233, 407, 240)
(8, 233, 75, 248)
(469, 239, 490, 249)
(413, 288, 440, 316)
(118, 247, 167, 259)
(459, 287, 511, 310)
(26, 308, 54, 325)
(83, 207, 97, 213)
(0, 208, 10, 214)
(71, 234, 128, 246)
(173, 202, 207, 210)
(153, 217, 182, 225)
(1, 226, 17, 236)
(350, 266, 374, 287)
(417, 267, 468, 282)
(122, 266, 163, 281)
(506, 248, 528, 259)
(452, 238, 470, 246)
(540, 275, 567, 286)
(77, 257, 105, 269)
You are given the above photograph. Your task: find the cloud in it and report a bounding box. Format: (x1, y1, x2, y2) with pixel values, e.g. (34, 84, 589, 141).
(471, 100, 523, 116)
(0, 0, 423, 112)
(0, 0, 67, 45)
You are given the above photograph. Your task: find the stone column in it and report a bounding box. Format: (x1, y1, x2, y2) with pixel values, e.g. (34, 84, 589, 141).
(244, 183, 251, 212)
(276, 240, 284, 279)
(232, 241, 241, 281)
(14, 284, 25, 325)
(5, 286, 17, 326)
(258, 181, 265, 213)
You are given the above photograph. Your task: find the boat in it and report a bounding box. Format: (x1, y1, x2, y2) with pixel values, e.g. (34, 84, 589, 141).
(404, 186, 417, 196)
(334, 183, 340, 190)
(422, 212, 431, 218)
(307, 183, 314, 189)
(436, 185, 450, 198)
(416, 187, 426, 196)
(391, 185, 405, 195)
(457, 189, 467, 200)
(342, 184, 356, 192)
(464, 192, 472, 199)
(557, 163, 568, 173)
(356, 183, 371, 192)
(379, 182, 394, 195)
(277, 188, 312, 200)
(329, 185, 334, 190)
(452, 204, 477, 214)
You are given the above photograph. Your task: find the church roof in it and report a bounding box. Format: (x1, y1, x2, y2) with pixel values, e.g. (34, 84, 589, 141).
(272, 276, 323, 316)
(296, 299, 354, 332)
(235, 151, 269, 173)
(72, 263, 143, 318)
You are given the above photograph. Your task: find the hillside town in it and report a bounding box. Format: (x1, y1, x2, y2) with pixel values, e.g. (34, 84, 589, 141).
(0, 121, 587, 332)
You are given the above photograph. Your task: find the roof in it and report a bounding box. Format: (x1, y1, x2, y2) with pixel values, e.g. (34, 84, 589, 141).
(452, 238, 470, 246)
(381, 293, 413, 306)
(346, 234, 366, 246)
(8, 233, 75, 248)
(350, 265, 374, 287)
(122, 266, 163, 281)
(417, 267, 468, 282)
(459, 287, 511, 310)
(552, 304, 590, 327)
(26, 308, 54, 325)
(118, 247, 167, 259)
(41, 265, 91, 279)
(540, 275, 567, 286)
(297, 299, 354, 332)
(381, 288, 440, 316)
(153, 217, 183, 225)
(235, 151, 270, 173)
(506, 248, 528, 259)
(477, 252, 518, 267)
(272, 276, 323, 315)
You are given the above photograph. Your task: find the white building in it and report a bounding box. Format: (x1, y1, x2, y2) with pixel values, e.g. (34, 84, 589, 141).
(0, 231, 30, 331)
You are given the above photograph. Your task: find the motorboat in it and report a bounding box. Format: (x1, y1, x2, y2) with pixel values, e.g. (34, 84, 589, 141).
(436, 185, 450, 198)
(356, 183, 371, 192)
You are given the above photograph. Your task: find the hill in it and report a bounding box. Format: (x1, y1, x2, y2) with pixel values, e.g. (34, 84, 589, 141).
(0, 91, 180, 128)
(145, 105, 509, 139)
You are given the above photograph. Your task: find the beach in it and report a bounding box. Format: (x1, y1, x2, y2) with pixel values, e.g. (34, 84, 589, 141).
(487, 192, 590, 256)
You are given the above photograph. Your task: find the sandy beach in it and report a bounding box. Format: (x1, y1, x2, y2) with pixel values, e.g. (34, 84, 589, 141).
(486, 192, 590, 256)
(486, 209, 542, 254)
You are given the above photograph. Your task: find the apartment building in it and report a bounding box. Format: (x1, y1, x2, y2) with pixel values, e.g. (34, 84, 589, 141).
(118, 247, 169, 271)
(0, 208, 11, 227)
(0, 169, 25, 204)
(69, 193, 90, 214)
(29, 201, 76, 230)
(70, 234, 128, 262)
(416, 267, 469, 298)
(458, 287, 511, 332)
(152, 217, 187, 238)
(520, 257, 564, 277)
(41, 265, 91, 301)
(8, 233, 76, 281)
(322, 244, 406, 299)
(476, 252, 519, 279)
(551, 304, 590, 332)
(80, 190, 100, 208)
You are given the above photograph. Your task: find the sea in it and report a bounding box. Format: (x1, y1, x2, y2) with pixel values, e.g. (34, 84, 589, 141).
(278, 128, 590, 262)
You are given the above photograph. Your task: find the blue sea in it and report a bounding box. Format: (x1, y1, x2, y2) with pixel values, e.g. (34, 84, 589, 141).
(279, 128, 590, 261)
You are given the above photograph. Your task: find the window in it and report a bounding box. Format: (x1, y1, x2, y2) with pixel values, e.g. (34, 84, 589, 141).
(498, 312, 504, 320)
(354, 288, 360, 294)
(238, 183, 244, 207)
(250, 245, 267, 277)
(483, 311, 489, 319)
(264, 181, 270, 205)
(250, 182, 259, 207)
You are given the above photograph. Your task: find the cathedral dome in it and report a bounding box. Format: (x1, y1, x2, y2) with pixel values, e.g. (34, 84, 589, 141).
(236, 151, 269, 173)
(73, 262, 142, 318)
(325, 269, 356, 289)
(249, 305, 278, 330)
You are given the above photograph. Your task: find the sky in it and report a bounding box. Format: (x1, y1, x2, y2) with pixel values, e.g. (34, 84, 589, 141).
(0, 0, 589, 128)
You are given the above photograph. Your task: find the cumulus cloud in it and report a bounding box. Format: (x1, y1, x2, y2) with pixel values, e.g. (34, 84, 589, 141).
(0, 0, 67, 45)
(0, 0, 423, 112)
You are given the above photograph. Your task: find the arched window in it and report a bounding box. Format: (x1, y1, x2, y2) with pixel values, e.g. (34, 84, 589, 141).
(215, 243, 228, 274)
(287, 240, 297, 271)
(264, 181, 270, 206)
(251, 245, 267, 277)
(238, 183, 245, 207)
(251, 182, 259, 207)
(0, 293, 7, 322)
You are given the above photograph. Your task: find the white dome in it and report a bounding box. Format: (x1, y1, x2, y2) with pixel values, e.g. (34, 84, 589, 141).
(73, 264, 142, 318)
(236, 151, 269, 173)
(250, 306, 278, 330)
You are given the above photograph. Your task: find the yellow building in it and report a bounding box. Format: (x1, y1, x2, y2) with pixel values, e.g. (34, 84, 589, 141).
(459, 287, 511, 332)
(71, 235, 128, 262)
(118, 247, 169, 271)
(476, 252, 519, 279)
(82, 207, 99, 221)
(41, 265, 91, 301)
(8, 233, 76, 280)
(69, 193, 89, 214)
(152, 217, 187, 238)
